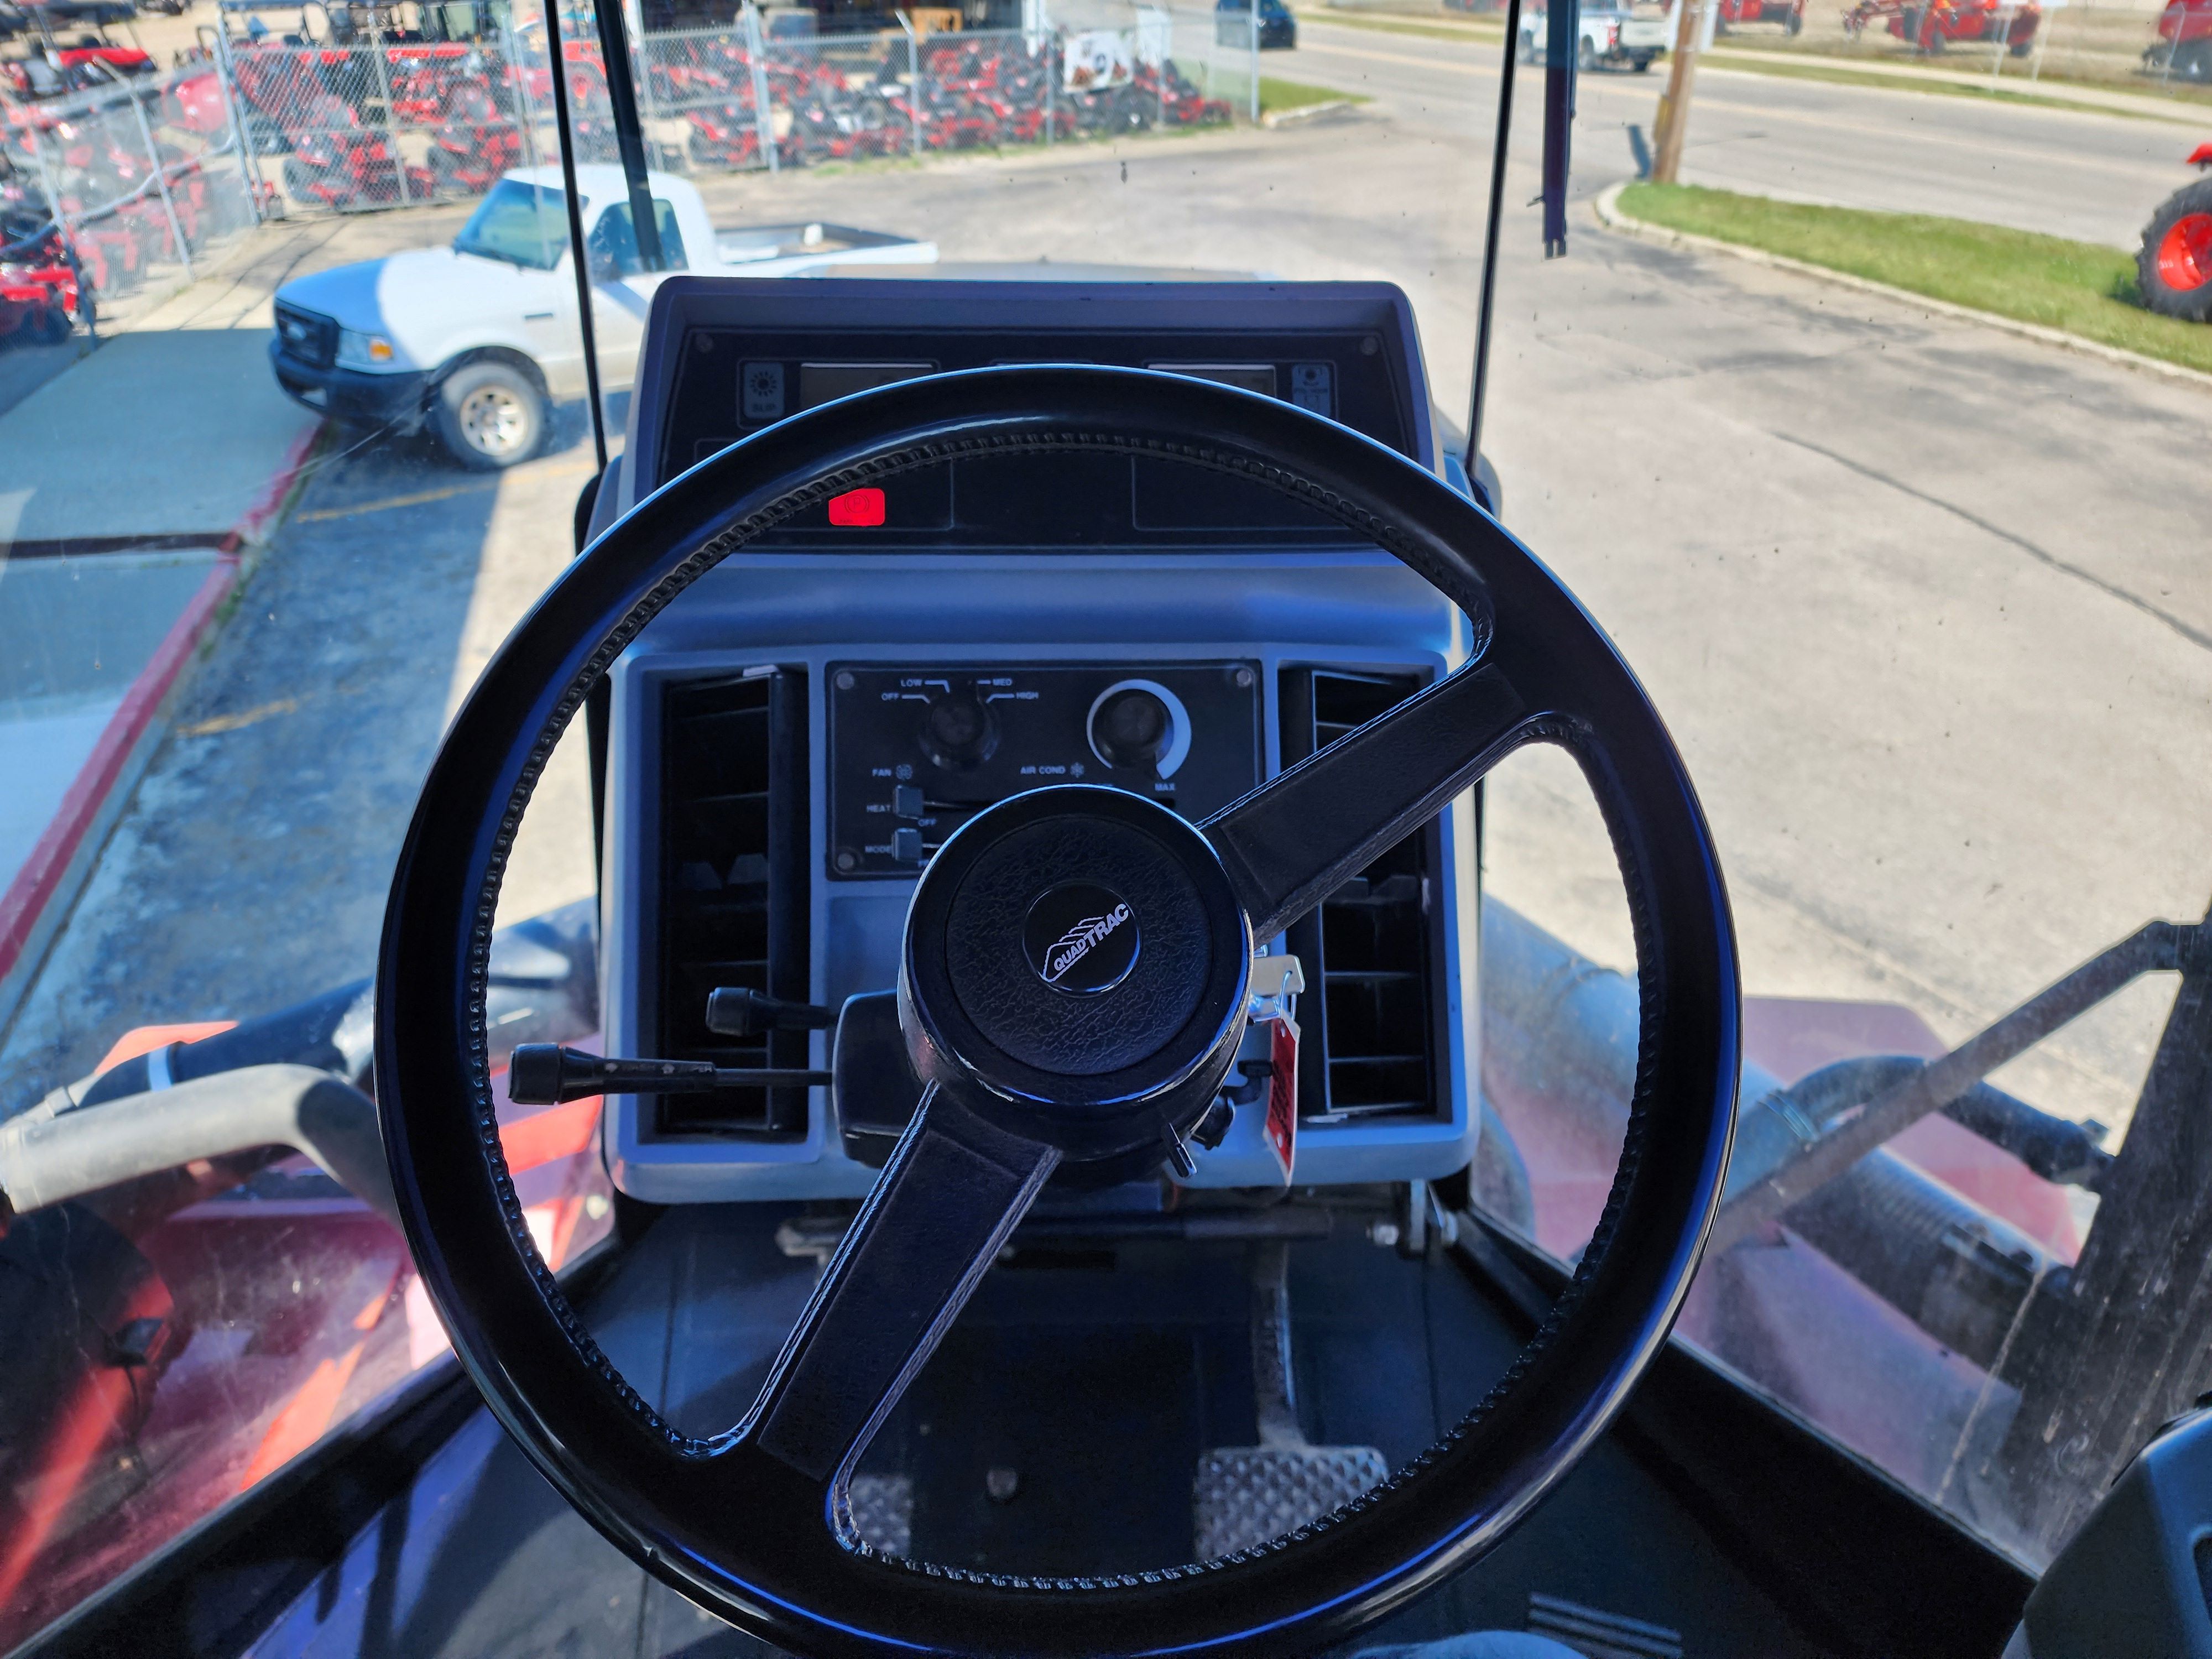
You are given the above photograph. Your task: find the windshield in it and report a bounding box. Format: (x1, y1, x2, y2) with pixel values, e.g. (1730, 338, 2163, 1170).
(454, 178, 572, 268)
(1, 0, 2207, 1640)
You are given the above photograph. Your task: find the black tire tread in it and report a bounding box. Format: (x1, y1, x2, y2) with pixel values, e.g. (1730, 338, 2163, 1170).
(2136, 175, 2212, 323)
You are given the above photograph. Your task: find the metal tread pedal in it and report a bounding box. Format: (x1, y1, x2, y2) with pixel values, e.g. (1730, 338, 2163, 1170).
(1192, 1240, 1387, 1559)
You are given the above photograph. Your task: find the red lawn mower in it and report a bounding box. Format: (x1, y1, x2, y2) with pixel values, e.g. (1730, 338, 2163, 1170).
(1843, 0, 2039, 53)
(2138, 142, 2212, 321)
(1713, 0, 1807, 37)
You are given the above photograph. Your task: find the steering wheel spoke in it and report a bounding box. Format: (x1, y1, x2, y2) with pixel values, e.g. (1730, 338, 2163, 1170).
(744, 1086, 1060, 1484)
(1202, 659, 1532, 942)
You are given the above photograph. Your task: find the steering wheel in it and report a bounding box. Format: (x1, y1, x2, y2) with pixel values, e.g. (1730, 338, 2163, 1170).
(376, 365, 1739, 1659)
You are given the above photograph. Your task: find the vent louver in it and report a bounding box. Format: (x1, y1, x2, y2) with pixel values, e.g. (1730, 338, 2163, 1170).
(1278, 669, 1441, 1124)
(654, 667, 809, 1136)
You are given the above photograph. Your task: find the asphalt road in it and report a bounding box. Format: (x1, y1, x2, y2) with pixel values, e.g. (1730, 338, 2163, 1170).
(3, 50, 2208, 1139)
(1288, 15, 2205, 248)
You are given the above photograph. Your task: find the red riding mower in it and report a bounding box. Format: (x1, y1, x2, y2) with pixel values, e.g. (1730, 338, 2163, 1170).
(2138, 142, 2212, 321)
(1843, 0, 2039, 53)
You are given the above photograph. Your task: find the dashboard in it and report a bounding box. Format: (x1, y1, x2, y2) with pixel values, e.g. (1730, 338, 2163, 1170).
(589, 278, 1484, 1203)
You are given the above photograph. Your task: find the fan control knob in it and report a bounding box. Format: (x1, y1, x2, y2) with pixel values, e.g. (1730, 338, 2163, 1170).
(920, 692, 997, 770)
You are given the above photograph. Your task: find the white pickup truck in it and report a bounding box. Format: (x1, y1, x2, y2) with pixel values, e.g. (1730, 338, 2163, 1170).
(1519, 0, 1672, 71)
(269, 165, 937, 468)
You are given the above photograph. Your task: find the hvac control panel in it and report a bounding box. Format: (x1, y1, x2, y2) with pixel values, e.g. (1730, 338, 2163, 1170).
(826, 662, 1263, 878)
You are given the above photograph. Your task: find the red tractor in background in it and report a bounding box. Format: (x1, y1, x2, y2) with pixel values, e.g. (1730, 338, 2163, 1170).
(1844, 0, 2039, 53)
(1713, 0, 1807, 37)
(2138, 142, 2212, 321)
(2149, 0, 2212, 80)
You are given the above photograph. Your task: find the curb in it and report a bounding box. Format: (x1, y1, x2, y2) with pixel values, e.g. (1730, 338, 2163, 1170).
(226, 421, 326, 551)
(1261, 98, 1364, 128)
(0, 420, 325, 1030)
(1591, 182, 2212, 396)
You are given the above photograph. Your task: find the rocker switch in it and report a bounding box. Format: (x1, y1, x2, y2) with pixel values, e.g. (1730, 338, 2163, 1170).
(892, 827, 924, 864)
(893, 785, 926, 819)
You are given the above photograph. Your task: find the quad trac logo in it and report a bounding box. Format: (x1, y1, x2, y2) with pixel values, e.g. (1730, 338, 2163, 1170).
(1022, 883, 1140, 994)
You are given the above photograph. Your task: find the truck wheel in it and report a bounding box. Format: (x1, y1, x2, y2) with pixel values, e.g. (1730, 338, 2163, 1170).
(1632, 52, 1656, 69)
(1785, 7, 1803, 32)
(433, 359, 545, 470)
(1577, 36, 1597, 68)
(2138, 178, 2212, 323)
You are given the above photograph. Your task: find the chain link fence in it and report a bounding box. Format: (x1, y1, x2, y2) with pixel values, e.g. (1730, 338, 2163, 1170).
(1, 58, 265, 328)
(1, 0, 1262, 322)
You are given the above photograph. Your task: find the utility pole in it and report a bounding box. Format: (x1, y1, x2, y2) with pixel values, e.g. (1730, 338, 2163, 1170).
(1650, 0, 1708, 184)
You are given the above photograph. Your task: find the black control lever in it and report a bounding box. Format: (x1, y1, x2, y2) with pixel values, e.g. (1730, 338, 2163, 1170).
(704, 987, 839, 1038)
(507, 1044, 832, 1107)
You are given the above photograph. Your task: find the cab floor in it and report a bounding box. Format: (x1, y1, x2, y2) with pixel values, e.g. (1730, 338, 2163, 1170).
(244, 1204, 1821, 1658)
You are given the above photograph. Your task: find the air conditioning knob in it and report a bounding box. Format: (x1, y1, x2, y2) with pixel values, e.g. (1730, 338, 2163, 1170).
(1087, 679, 1191, 778)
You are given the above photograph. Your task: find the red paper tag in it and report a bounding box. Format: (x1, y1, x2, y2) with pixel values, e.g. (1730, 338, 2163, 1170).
(1264, 1014, 1300, 1184)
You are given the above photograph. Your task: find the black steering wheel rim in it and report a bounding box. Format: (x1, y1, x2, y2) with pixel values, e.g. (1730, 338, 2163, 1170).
(375, 364, 1740, 1659)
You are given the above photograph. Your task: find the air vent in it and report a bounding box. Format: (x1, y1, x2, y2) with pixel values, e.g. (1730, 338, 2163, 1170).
(654, 667, 808, 1136)
(1277, 669, 1441, 1124)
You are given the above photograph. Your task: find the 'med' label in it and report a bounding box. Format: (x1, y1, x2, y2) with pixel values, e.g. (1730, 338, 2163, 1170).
(1022, 883, 1140, 995)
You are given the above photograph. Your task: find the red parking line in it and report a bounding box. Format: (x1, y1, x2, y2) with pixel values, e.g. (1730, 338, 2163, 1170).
(225, 421, 324, 552)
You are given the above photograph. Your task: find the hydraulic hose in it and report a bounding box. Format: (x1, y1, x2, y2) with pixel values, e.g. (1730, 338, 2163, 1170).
(0, 1063, 399, 1230)
(1730, 1053, 2112, 1199)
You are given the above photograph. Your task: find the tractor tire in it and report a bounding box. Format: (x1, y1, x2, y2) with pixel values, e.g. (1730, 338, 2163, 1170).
(432, 358, 546, 470)
(2137, 176, 2212, 323)
(2179, 38, 2212, 81)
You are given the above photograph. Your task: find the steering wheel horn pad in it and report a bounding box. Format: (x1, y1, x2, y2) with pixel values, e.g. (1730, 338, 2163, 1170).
(375, 365, 1740, 1659)
(902, 784, 1251, 1175)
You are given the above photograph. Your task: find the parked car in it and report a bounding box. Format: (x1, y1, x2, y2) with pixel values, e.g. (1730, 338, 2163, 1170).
(1519, 0, 1670, 70)
(1215, 0, 1297, 51)
(266, 164, 936, 468)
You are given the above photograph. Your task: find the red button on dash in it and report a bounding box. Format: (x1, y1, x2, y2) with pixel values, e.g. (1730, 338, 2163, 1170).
(827, 487, 886, 527)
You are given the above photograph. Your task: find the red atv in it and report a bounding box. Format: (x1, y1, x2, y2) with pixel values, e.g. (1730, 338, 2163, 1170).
(2149, 0, 2212, 80)
(1844, 0, 2039, 53)
(2138, 142, 2212, 322)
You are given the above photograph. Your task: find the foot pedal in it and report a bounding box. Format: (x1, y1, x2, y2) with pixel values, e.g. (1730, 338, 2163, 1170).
(842, 1474, 914, 1557)
(1193, 1242, 1386, 1558)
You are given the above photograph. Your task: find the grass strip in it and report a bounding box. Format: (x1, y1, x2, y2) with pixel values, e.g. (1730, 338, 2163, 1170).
(1699, 50, 2205, 123)
(1259, 74, 1372, 111)
(1614, 182, 2212, 375)
(1301, 10, 1504, 44)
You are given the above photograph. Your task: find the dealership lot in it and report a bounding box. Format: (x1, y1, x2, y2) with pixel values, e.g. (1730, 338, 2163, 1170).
(2, 48, 2205, 1141)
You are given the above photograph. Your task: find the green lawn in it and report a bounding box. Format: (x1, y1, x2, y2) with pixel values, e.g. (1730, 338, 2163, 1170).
(1258, 75, 1371, 112)
(1614, 182, 2212, 376)
(1300, 10, 1505, 44)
